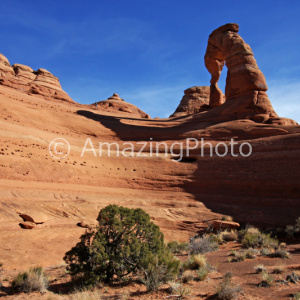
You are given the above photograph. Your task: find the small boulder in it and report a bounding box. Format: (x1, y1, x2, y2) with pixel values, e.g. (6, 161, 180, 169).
(19, 212, 48, 224)
(19, 221, 36, 229)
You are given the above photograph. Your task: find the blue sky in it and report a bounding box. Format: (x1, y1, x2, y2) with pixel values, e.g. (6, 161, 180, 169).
(0, 0, 299, 121)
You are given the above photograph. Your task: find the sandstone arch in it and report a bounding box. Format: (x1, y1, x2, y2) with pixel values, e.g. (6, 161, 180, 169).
(204, 23, 278, 122)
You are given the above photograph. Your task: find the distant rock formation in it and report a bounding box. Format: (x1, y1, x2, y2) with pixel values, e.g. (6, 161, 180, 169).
(204, 23, 297, 125)
(0, 53, 73, 102)
(93, 93, 150, 119)
(170, 86, 225, 118)
(107, 93, 124, 101)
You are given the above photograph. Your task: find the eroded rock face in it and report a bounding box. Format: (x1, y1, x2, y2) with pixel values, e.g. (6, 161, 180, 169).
(0, 53, 15, 77)
(212, 220, 240, 231)
(170, 86, 215, 117)
(0, 53, 73, 102)
(93, 93, 150, 119)
(204, 23, 294, 124)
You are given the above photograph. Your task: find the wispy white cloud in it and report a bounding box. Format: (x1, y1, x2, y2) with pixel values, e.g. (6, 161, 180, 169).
(268, 80, 300, 123)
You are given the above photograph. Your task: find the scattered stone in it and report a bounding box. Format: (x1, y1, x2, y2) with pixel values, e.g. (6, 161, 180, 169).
(19, 221, 36, 229)
(19, 212, 48, 224)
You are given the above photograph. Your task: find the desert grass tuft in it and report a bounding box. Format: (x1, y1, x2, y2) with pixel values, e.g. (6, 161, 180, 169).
(71, 287, 103, 300)
(254, 264, 266, 274)
(12, 266, 48, 293)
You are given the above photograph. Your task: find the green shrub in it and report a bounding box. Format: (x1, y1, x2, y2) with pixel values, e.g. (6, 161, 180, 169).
(268, 249, 290, 259)
(182, 254, 207, 270)
(167, 241, 189, 254)
(260, 248, 272, 256)
(64, 205, 178, 286)
(292, 292, 300, 300)
(254, 264, 266, 274)
(228, 251, 245, 262)
(286, 217, 300, 238)
(181, 270, 194, 283)
(259, 271, 274, 288)
(12, 266, 48, 293)
(245, 248, 258, 259)
(209, 233, 223, 245)
(241, 230, 278, 249)
(216, 272, 241, 299)
(139, 253, 179, 292)
(197, 267, 209, 281)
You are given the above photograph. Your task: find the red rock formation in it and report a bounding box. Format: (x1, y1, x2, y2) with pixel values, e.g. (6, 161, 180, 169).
(0, 53, 73, 102)
(93, 93, 150, 118)
(0, 53, 15, 77)
(204, 23, 297, 125)
(170, 86, 211, 117)
(212, 220, 240, 230)
(107, 93, 125, 101)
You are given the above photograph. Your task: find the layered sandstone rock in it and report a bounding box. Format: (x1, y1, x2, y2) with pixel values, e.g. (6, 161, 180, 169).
(212, 220, 240, 230)
(93, 93, 150, 118)
(13, 64, 36, 83)
(170, 86, 223, 117)
(107, 93, 124, 101)
(204, 23, 297, 125)
(0, 53, 73, 102)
